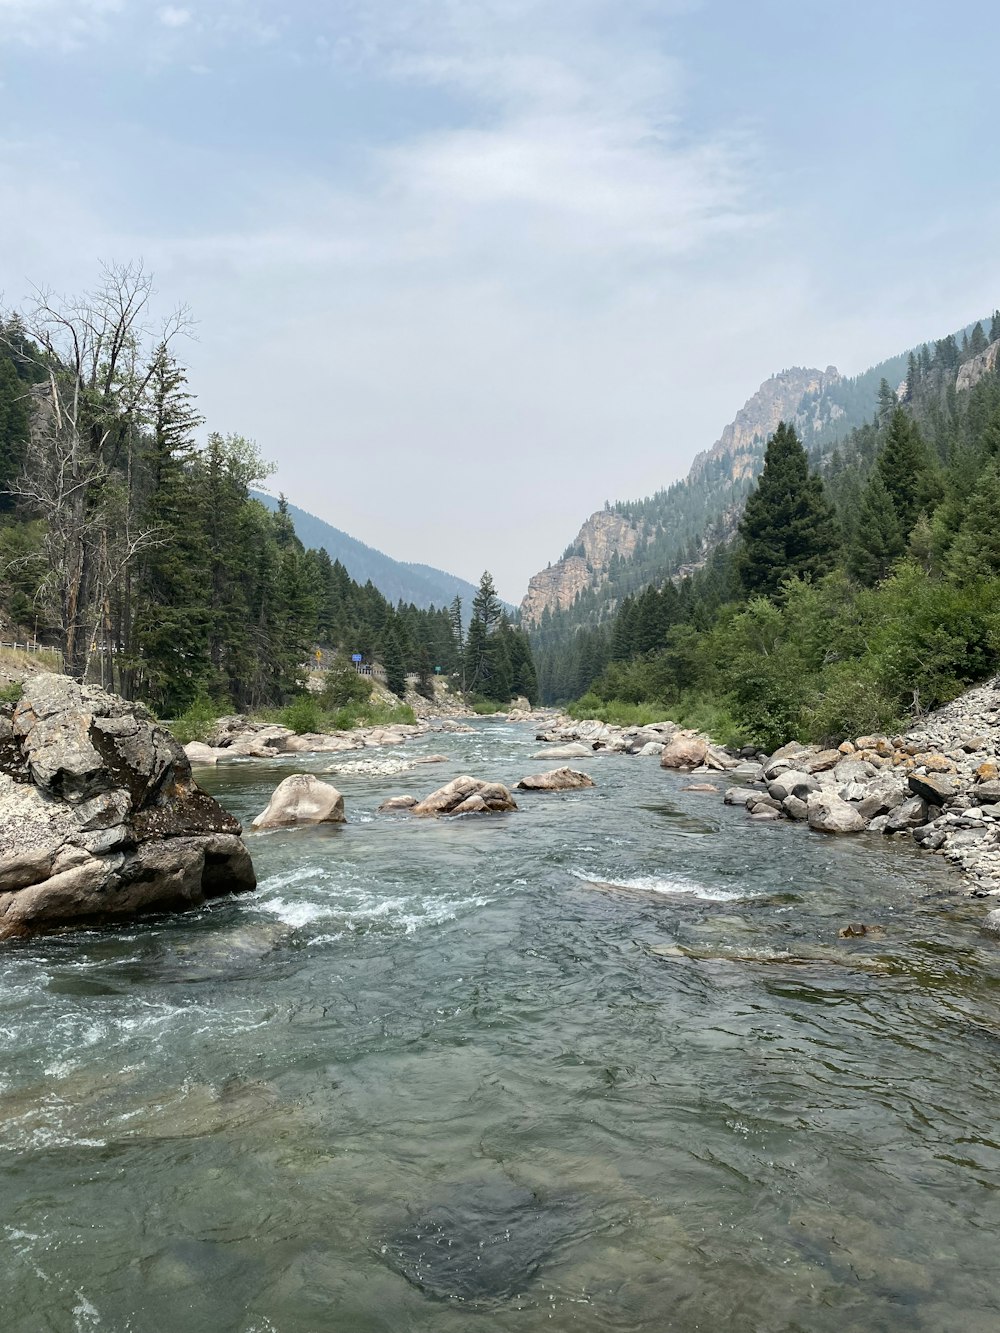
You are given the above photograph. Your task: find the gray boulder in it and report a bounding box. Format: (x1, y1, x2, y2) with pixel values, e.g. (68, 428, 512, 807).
(833, 758, 878, 784)
(251, 774, 346, 830)
(0, 674, 254, 940)
(981, 908, 1000, 939)
(807, 792, 866, 834)
(412, 776, 517, 816)
(908, 771, 957, 805)
(884, 796, 930, 833)
(516, 767, 595, 791)
(782, 794, 809, 821)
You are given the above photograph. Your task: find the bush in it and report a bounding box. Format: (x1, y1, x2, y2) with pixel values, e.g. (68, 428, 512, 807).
(278, 694, 326, 735)
(171, 693, 223, 745)
(321, 656, 373, 710)
(0, 680, 23, 706)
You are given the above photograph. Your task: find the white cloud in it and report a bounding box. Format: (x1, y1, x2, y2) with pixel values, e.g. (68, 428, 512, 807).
(157, 5, 191, 28)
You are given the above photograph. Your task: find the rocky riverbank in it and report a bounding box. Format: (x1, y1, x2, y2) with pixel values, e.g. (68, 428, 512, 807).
(184, 714, 476, 765)
(534, 679, 1000, 910)
(0, 675, 255, 939)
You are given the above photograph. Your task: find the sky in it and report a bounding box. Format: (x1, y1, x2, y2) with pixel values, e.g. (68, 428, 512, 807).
(2, 1, 1000, 603)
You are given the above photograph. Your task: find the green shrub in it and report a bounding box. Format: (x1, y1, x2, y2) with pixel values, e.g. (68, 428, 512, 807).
(0, 680, 23, 706)
(278, 694, 326, 735)
(171, 693, 222, 745)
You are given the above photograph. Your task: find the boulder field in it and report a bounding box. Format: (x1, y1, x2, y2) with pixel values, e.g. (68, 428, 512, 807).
(184, 715, 475, 764)
(534, 679, 1000, 914)
(723, 678, 1000, 898)
(0, 674, 255, 940)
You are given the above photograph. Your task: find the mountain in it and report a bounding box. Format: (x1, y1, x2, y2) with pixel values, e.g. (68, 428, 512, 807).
(520, 321, 982, 634)
(253, 493, 484, 613)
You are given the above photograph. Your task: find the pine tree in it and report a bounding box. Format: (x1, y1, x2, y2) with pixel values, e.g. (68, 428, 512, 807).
(946, 459, 1000, 580)
(847, 473, 905, 587)
(875, 407, 935, 534)
(970, 322, 988, 357)
(736, 421, 838, 598)
(381, 622, 407, 698)
(991, 311, 1000, 344)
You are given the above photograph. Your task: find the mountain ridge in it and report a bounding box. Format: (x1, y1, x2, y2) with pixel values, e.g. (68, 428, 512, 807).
(252, 492, 487, 613)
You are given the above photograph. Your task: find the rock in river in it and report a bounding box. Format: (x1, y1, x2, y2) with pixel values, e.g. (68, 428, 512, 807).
(659, 735, 709, 770)
(251, 773, 346, 829)
(516, 767, 595, 792)
(0, 674, 255, 940)
(806, 792, 866, 835)
(412, 776, 517, 816)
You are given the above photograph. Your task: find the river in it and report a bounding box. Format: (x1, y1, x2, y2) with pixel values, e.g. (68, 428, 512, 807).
(3, 718, 1000, 1332)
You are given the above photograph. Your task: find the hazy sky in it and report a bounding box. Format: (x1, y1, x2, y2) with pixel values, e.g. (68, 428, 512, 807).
(3, 1, 999, 602)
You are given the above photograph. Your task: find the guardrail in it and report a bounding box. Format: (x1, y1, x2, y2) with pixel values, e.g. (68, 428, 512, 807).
(0, 639, 59, 656)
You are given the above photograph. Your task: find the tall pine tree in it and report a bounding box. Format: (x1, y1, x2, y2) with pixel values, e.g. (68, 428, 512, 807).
(736, 422, 838, 598)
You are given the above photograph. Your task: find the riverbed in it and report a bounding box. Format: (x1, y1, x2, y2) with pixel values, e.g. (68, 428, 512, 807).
(3, 719, 1000, 1331)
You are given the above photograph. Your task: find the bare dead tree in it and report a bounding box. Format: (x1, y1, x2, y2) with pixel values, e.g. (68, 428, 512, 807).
(1, 263, 190, 681)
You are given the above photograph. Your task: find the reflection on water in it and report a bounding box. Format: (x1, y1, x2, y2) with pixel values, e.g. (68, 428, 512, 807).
(2, 719, 1000, 1331)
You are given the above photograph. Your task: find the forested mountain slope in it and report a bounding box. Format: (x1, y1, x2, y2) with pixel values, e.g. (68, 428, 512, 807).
(525, 318, 992, 695)
(537, 313, 1000, 738)
(252, 493, 485, 614)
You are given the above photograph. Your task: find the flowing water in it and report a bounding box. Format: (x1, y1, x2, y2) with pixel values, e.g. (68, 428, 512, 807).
(3, 720, 1000, 1332)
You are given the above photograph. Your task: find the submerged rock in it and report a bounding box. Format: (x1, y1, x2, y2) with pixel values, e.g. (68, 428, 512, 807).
(531, 742, 593, 760)
(377, 795, 420, 813)
(381, 1181, 581, 1302)
(251, 774, 346, 830)
(516, 768, 595, 792)
(0, 674, 255, 939)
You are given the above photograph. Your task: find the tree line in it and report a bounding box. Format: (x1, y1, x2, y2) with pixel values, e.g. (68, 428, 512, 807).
(0, 266, 536, 714)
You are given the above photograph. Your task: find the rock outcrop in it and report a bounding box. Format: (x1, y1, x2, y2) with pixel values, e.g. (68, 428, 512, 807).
(520, 511, 644, 627)
(0, 674, 255, 939)
(956, 339, 1000, 394)
(251, 774, 346, 830)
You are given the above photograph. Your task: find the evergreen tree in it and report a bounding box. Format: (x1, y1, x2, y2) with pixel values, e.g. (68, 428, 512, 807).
(381, 623, 407, 698)
(946, 459, 1000, 580)
(970, 322, 988, 357)
(0, 356, 29, 509)
(736, 421, 838, 598)
(847, 473, 905, 587)
(875, 407, 935, 534)
(991, 311, 1000, 344)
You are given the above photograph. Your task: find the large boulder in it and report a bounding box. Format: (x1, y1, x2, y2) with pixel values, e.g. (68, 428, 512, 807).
(806, 792, 866, 835)
(516, 768, 595, 791)
(251, 773, 346, 830)
(0, 674, 255, 940)
(660, 736, 709, 770)
(412, 776, 517, 816)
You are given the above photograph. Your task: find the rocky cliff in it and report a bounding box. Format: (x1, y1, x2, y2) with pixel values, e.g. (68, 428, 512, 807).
(520, 510, 643, 627)
(956, 339, 1000, 394)
(520, 365, 840, 626)
(688, 365, 840, 483)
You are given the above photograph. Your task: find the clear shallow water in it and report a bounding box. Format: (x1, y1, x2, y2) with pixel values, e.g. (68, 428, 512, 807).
(3, 721, 1000, 1331)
